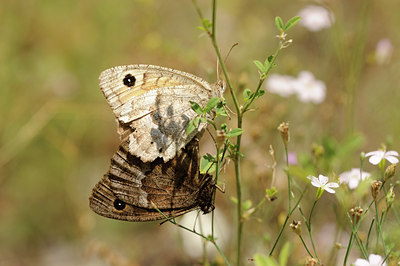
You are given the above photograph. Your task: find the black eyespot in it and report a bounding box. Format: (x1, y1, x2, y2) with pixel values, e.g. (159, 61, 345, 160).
(113, 199, 126, 211)
(123, 74, 136, 87)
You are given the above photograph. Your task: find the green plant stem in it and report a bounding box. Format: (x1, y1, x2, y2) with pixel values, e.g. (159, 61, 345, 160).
(269, 187, 307, 255)
(299, 235, 314, 258)
(307, 200, 320, 261)
(374, 201, 387, 256)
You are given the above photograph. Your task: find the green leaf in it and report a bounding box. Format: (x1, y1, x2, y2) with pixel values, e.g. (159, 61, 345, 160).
(199, 117, 207, 123)
(216, 102, 227, 116)
(279, 242, 291, 266)
(204, 97, 220, 112)
(226, 128, 243, 137)
(193, 116, 201, 127)
(266, 187, 277, 198)
(255, 89, 265, 99)
(275, 16, 284, 31)
(186, 119, 196, 135)
(242, 199, 252, 210)
(284, 16, 301, 31)
(189, 101, 203, 115)
(253, 60, 265, 72)
(230, 196, 238, 204)
(243, 88, 251, 101)
(200, 153, 216, 174)
(220, 123, 228, 132)
(253, 253, 279, 266)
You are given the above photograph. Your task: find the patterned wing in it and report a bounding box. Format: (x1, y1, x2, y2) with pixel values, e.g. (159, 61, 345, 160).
(99, 64, 222, 162)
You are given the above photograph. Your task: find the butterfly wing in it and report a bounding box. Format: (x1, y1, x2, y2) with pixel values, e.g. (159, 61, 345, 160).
(99, 64, 222, 162)
(89, 138, 215, 222)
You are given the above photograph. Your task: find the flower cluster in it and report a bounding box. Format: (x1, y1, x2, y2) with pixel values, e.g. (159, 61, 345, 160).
(297, 5, 335, 32)
(266, 71, 326, 104)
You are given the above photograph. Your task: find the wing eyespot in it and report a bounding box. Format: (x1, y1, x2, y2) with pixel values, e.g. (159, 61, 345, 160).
(123, 74, 136, 87)
(113, 198, 127, 211)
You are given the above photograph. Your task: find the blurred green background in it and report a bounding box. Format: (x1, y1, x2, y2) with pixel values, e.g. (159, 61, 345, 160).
(1, 0, 399, 265)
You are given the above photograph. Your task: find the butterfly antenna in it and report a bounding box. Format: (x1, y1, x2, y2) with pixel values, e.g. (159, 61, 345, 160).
(224, 42, 239, 63)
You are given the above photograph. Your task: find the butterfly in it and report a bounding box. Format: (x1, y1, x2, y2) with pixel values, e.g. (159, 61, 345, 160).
(89, 137, 215, 221)
(99, 64, 224, 163)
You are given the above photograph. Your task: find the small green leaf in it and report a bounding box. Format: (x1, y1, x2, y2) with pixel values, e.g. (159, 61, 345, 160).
(226, 128, 243, 137)
(284, 16, 301, 31)
(230, 196, 238, 204)
(200, 153, 216, 174)
(253, 253, 279, 266)
(242, 199, 252, 210)
(253, 60, 265, 72)
(204, 97, 220, 112)
(186, 119, 196, 135)
(275, 16, 284, 31)
(266, 187, 277, 198)
(243, 88, 251, 101)
(279, 242, 291, 266)
(199, 117, 207, 123)
(255, 89, 265, 99)
(196, 26, 206, 32)
(216, 102, 227, 116)
(221, 123, 228, 132)
(189, 101, 203, 115)
(193, 116, 201, 127)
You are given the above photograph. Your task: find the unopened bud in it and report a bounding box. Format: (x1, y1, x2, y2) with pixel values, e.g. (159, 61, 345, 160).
(305, 256, 320, 266)
(371, 181, 383, 200)
(277, 122, 290, 145)
(290, 220, 302, 236)
(386, 185, 395, 208)
(216, 129, 226, 148)
(384, 163, 397, 181)
(312, 143, 324, 159)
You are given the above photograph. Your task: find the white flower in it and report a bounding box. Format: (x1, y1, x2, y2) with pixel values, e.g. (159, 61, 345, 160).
(266, 74, 296, 97)
(375, 38, 393, 66)
(176, 210, 230, 259)
(354, 254, 387, 266)
(307, 174, 339, 194)
(292, 71, 326, 104)
(365, 150, 399, 165)
(339, 168, 371, 189)
(298, 5, 334, 32)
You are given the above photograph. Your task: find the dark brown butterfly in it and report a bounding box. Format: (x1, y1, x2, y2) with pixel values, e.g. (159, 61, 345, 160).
(89, 137, 215, 221)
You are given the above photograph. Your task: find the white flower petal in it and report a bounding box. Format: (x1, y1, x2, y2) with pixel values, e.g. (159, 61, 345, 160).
(369, 155, 383, 165)
(318, 175, 328, 185)
(385, 150, 399, 157)
(365, 151, 377, 157)
(354, 258, 371, 266)
(368, 254, 386, 266)
(348, 178, 360, 189)
(324, 187, 336, 194)
(386, 155, 399, 164)
(327, 182, 339, 188)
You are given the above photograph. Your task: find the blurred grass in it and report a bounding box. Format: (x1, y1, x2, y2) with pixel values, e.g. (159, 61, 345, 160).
(1, 0, 400, 265)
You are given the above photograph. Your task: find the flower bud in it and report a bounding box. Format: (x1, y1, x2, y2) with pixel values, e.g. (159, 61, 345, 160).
(384, 163, 397, 181)
(290, 220, 302, 236)
(312, 143, 324, 159)
(371, 181, 382, 200)
(277, 122, 290, 145)
(386, 185, 395, 208)
(216, 129, 226, 148)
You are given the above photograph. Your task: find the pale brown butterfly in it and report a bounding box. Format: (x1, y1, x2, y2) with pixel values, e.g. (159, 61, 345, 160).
(89, 137, 215, 221)
(99, 64, 224, 163)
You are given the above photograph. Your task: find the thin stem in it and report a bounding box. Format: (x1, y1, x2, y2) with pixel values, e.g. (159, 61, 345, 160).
(307, 200, 320, 261)
(299, 235, 314, 258)
(269, 187, 307, 255)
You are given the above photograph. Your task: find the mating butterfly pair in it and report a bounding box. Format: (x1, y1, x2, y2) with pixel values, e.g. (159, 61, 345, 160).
(89, 65, 224, 221)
